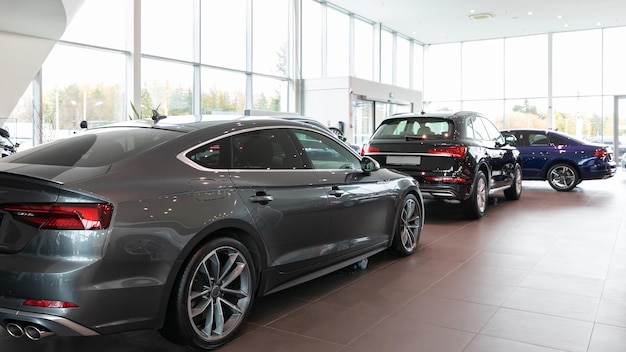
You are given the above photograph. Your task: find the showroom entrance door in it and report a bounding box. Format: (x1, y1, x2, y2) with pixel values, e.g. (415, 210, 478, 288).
(352, 97, 411, 146)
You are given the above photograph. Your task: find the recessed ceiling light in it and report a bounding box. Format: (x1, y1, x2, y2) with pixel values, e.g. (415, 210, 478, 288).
(564, 24, 569, 27)
(468, 12, 494, 20)
(528, 11, 533, 15)
(597, 22, 602, 26)
(557, 15, 563, 19)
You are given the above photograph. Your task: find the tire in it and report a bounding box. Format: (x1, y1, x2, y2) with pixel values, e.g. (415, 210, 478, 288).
(462, 170, 488, 219)
(503, 164, 522, 200)
(547, 163, 578, 192)
(392, 193, 423, 256)
(160, 237, 255, 350)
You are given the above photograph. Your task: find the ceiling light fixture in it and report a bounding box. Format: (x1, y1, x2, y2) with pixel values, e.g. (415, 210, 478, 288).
(468, 12, 494, 20)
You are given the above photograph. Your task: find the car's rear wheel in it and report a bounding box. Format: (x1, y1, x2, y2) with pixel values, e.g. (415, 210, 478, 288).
(462, 170, 488, 219)
(392, 193, 422, 256)
(547, 163, 578, 192)
(504, 164, 522, 200)
(160, 237, 255, 350)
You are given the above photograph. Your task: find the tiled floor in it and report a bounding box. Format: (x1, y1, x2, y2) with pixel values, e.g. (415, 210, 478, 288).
(2, 172, 626, 351)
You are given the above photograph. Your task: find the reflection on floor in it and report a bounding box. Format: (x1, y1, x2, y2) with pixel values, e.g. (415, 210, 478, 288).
(3, 173, 626, 352)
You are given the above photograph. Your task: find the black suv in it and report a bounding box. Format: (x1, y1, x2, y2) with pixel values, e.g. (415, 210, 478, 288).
(362, 111, 522, 219)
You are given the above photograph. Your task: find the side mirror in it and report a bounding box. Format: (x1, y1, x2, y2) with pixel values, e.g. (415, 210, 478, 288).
(80, 120, 89, 129)
(0, 127, 9, 138)
(360, 156, 380, 172)
(503, 133, 517, 146)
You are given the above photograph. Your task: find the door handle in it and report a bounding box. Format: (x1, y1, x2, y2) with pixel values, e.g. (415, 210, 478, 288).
(250, 192, 273, 205)
(329, 186, 345, 197)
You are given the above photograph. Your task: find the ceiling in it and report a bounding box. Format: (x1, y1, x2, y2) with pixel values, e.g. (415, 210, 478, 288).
(329, 0, 626, 44)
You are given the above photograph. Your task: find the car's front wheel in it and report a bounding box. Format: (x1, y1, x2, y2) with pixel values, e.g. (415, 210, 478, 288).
(547, 163, 578, 192)
(160, 237, 255, 350)
(504, 164, 522, 200)
(462, 170, 488, 219)
(392, 193, 423, 256)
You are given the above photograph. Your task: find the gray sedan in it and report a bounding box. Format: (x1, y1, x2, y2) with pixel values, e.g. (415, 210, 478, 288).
(0, 116, 423, 350)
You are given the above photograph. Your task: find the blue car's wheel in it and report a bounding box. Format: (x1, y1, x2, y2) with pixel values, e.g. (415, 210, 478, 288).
(547, 163, 578, 192)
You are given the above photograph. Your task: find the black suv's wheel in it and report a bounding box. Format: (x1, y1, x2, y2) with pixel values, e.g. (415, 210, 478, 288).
(504, 164, 522, 200)
(160, 237, 255, 350)
(392, 193, 423, 256)
(462, 170, 488, 219)
(547, 163, 578, 192)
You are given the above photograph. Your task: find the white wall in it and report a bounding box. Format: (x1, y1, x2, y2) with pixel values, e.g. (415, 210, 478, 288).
(303, 76, 422, 141)
(0, 0, 85, 117)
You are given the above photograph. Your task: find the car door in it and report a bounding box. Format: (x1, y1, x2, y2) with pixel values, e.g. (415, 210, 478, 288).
(478, 116, 518, 188)
(513, 130, 553, 179)
(291, 128, 397, 261)
(225, 128, 331, 272)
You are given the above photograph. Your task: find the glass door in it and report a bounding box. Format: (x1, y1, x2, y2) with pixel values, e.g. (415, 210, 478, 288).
(615, 96, 626, 163)
(352, 99, 374, 147)
(352, 97, 412, 146)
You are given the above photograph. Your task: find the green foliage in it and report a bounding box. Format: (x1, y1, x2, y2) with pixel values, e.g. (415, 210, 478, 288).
(512, 99, 538, 115)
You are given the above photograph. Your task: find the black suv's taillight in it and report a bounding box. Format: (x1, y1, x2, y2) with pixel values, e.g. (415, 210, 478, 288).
(428, 145, 467, 159)
(2, 203, 113, 230)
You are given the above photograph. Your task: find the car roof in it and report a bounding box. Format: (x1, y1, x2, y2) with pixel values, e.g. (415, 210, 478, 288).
(91, 115, 324, 134)
(383, 110, 480, 122)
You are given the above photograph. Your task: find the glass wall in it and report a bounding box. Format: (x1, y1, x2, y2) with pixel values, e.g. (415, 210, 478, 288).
(425, 28, 626, 142)
(8, 0, 626, 148)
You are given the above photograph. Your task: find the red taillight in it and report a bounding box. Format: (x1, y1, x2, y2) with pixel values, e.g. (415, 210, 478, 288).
(3, 203, 113, 230)
(23, 299, 79, 308)
(424, 176, 468, 183)
(428, 146, 467, 159)
(361, 144, 380, 155)
(594, 148, 608, 158)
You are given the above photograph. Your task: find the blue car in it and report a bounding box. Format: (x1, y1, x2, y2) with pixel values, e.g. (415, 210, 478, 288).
(500, 129, 617, 191)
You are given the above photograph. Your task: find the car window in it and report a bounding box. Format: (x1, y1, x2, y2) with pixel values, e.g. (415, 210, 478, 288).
(292, 129, 360, 170)
(466, 116, 488, 141)
(372, 117, 453, 139)
(187, 129, 303, 170)
(186, 138, 231, 169)
(480, 116, 505, 144)
(528, 133, 550, 146)
(7, 127, 177, 167)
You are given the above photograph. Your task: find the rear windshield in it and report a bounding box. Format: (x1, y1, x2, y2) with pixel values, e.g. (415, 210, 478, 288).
(5, 127, 180, 167)
(372, 117, 454, 140)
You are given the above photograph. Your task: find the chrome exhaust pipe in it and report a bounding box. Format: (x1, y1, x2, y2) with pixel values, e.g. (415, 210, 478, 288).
(24, 325, 54, 340)
(5, 322, 24, 338)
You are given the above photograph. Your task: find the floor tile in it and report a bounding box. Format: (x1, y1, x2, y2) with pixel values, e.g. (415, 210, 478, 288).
(267, 301, 381, 345)
(219, 326, 343, 352)
(347, 317, 475, 352)
(392, 295, 498, 333)
(503, 287, 600, 321)
(588, 324, 626, 352)
(520, 271, 605, 298)
(481, 308, 594, 352)
(596, 298, 626, 328)
(464, 334, 564, 352)
(467, 251, 540, 271)
(423, 275, 517, 306)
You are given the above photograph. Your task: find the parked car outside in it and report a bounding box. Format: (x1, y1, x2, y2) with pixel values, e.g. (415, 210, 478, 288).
(0, 116, 424, 350)
(500, 128, 617, 191)
(362, 111, 522, 219)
